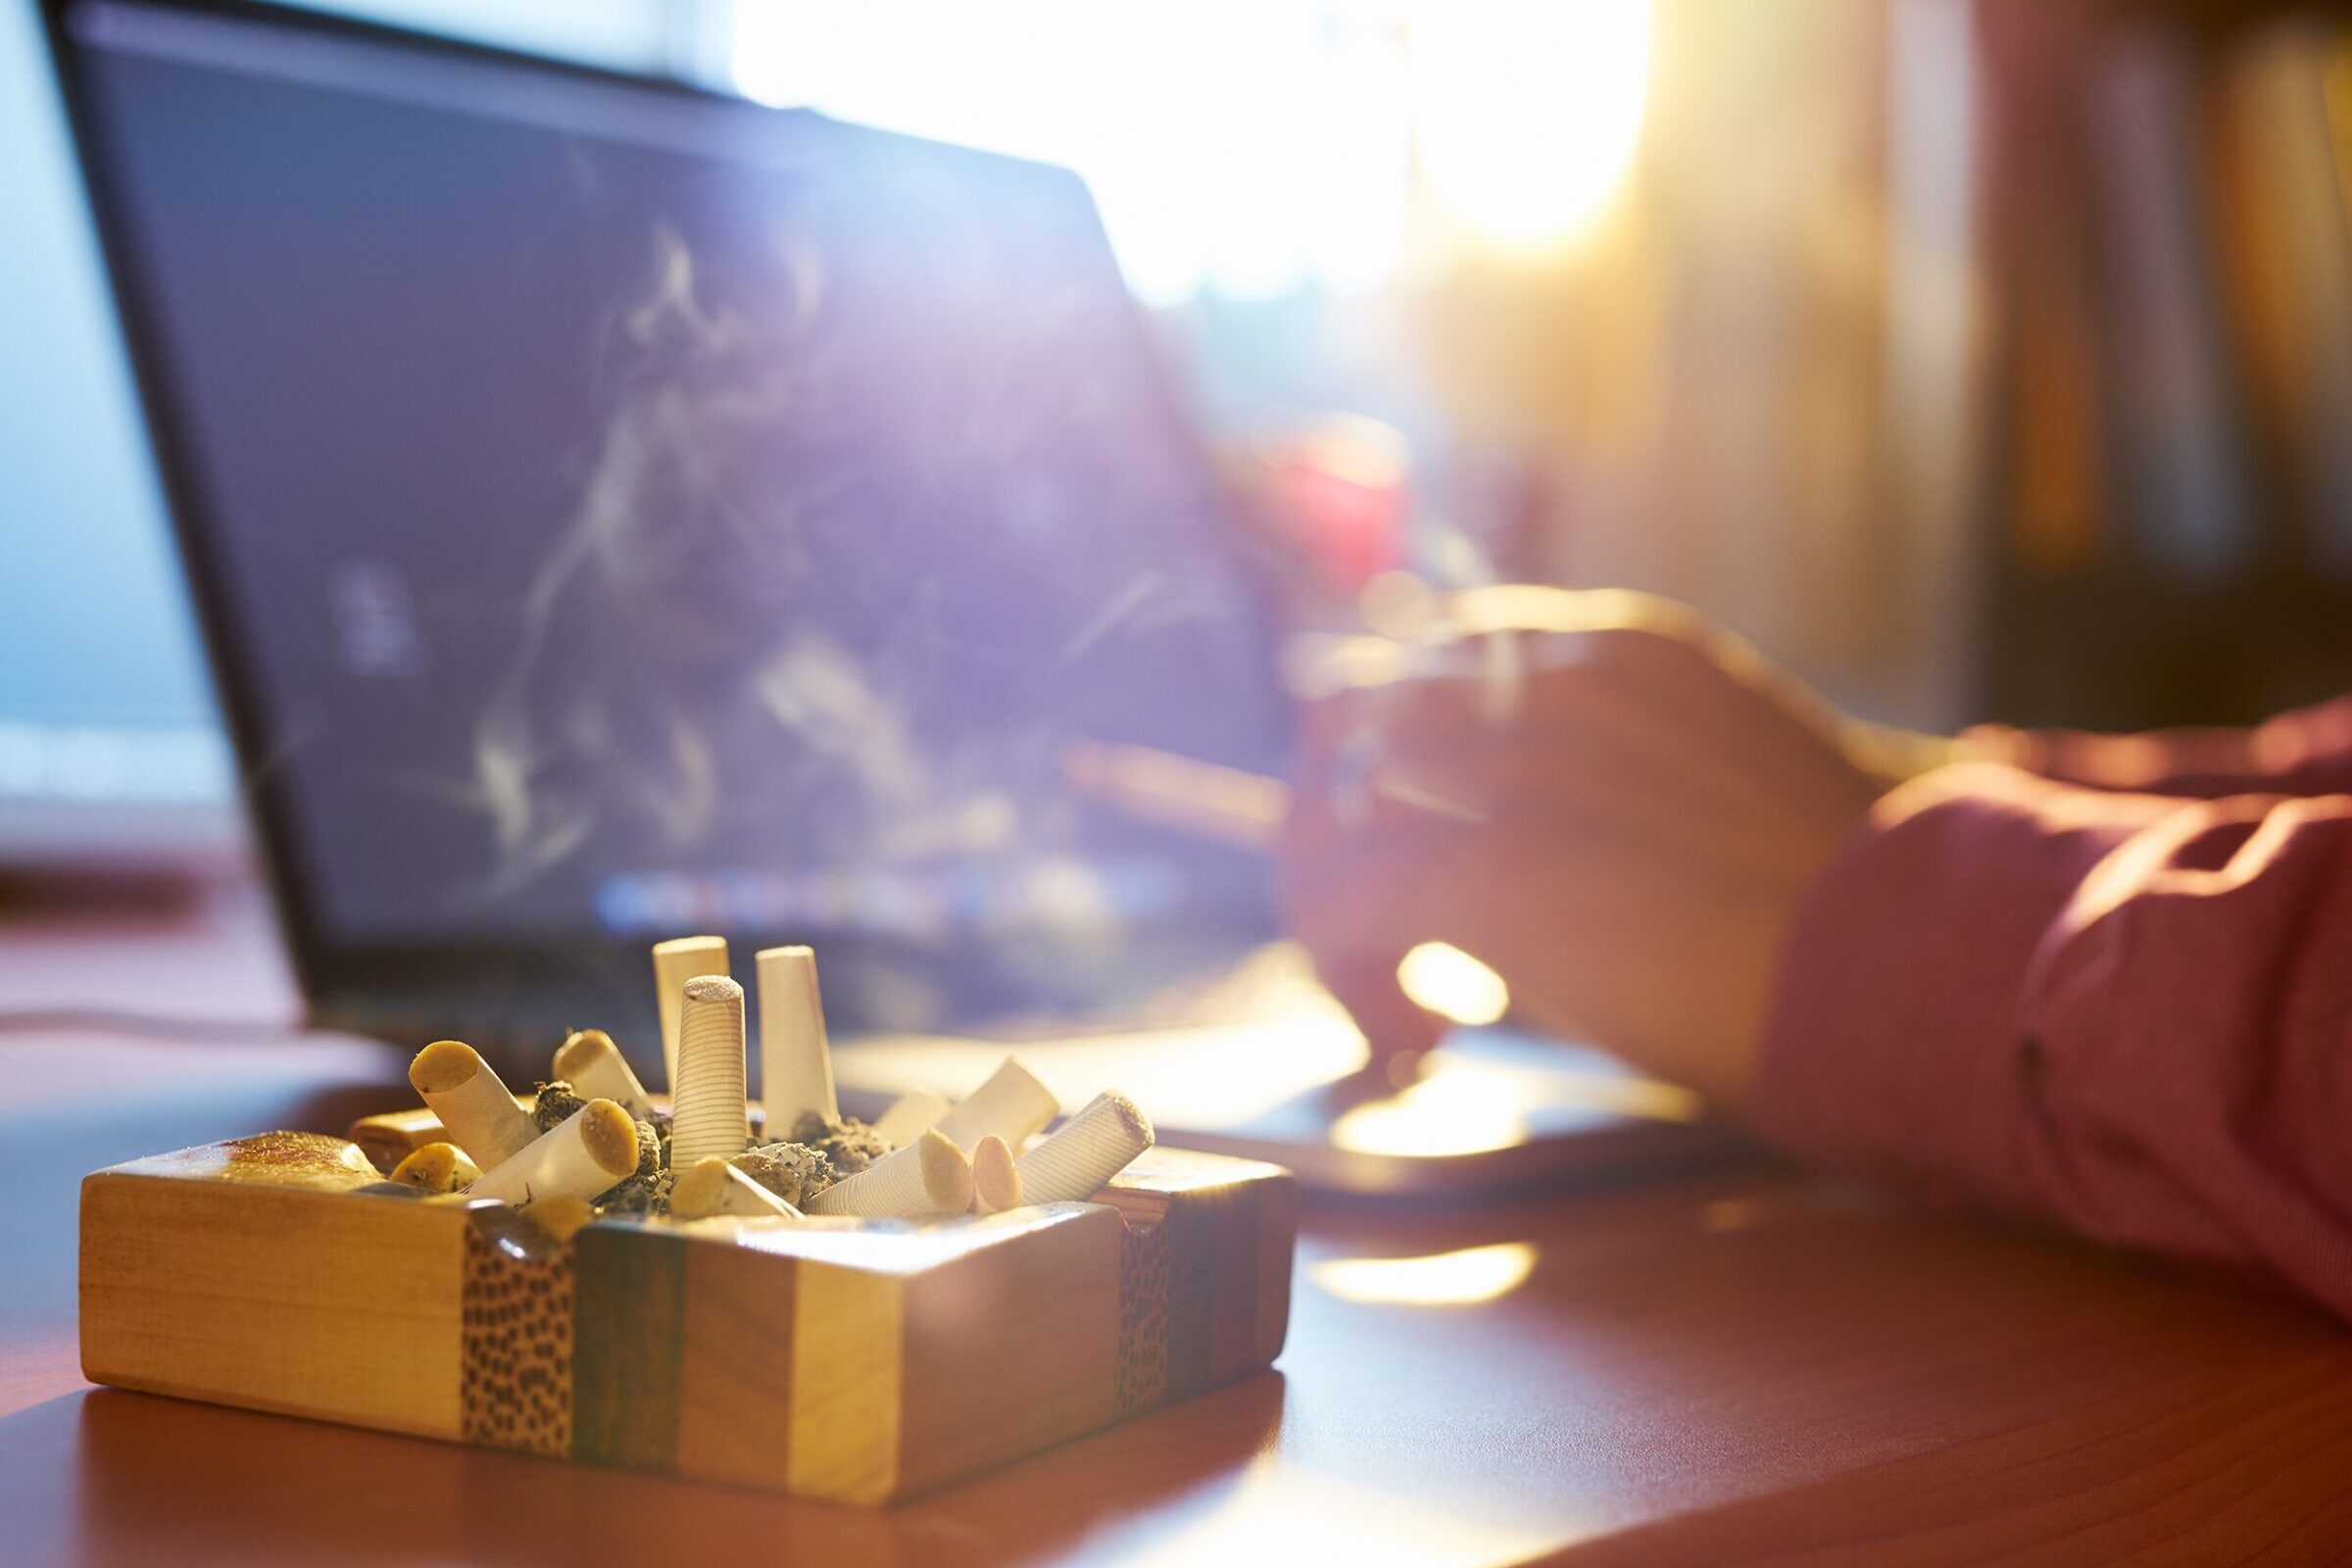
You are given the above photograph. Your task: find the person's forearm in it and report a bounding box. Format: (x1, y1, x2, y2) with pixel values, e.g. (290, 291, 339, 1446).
(1753, 762, 2352, 1319)
(1960, 694, 2352, 800)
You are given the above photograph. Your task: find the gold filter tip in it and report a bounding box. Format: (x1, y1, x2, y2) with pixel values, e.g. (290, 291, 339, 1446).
(580, 1099, 641, 1176)
(671, 1155, 733, 1215)
(409, 1039, 484, 1094)
(389, 1142, 478, 1193)
(919, 1128, 974, 1214)
(552, 1028, 612, 1077)
(972, 1135, 1021, 1214)
(520, 1194, 597, 1243)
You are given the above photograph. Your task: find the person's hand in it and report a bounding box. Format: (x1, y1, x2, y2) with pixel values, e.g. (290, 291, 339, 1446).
(1279, 588, 1938, 1110)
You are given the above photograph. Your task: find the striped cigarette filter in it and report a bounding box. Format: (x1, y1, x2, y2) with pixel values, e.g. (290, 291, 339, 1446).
(1014, 1092, 1153, 1205)
(670, 974, 749, 1167)
(652, 935, 729, 1093)
(806, 1129, 972, 1219)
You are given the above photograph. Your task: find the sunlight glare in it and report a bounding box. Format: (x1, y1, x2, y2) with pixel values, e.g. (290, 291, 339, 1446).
(1311, 1242, 1537, 1306)
(1396, 940, 1509, 1026)
(1331, 1057, 1530, 1156)
(1410, 0, 1652, 248)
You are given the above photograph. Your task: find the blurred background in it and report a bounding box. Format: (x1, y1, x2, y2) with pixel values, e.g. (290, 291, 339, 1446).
(8, 0, 2352, 872)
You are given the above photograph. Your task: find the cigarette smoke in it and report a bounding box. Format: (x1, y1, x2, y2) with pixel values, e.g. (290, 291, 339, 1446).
(455, 174, 1226, 924)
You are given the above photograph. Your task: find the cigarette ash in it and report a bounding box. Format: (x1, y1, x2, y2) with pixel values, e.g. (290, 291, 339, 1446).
(786, 1111, 889, 1178)
(383, 943, 1153, 1229)
(729, 1141, 835, 1208)
(400, 1076, 873, 1217)
(531, 1081, 589, 1133)
(518, 1076, 869, 1215)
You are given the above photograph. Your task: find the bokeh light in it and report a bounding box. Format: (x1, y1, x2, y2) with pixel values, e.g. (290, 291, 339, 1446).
(1311, 1242, 1537, 1305)
(1408, 0, 1652, 248)
(1396, 940, 1510, 1026)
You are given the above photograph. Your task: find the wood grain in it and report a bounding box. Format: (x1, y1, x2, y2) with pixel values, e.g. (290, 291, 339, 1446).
(786, 1252, 904, 1502)
(673, 1226, 799, 1493)
(79, 1137, 467, 1441)
(568, 1220, 685, 1477)
(895, 1203, 1124, 1498)
(21, 898, 2352, 1563)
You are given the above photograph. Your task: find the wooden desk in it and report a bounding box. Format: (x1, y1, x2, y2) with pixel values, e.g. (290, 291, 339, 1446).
(4, 891, 2349, 1566)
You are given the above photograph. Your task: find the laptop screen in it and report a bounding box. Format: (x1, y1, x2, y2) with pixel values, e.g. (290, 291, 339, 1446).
(56, 0, 1290, 1015)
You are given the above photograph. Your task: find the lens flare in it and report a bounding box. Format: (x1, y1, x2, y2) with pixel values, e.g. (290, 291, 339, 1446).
(1396, 941, 1509, 1026)
(1311, 1243, 1537, 1306)
(1409, 0, 1652, 248)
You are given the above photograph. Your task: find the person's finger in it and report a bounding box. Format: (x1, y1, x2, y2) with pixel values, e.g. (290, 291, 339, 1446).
(1277, 814, 1461, 1073)
(1316, 949, 1445, 1076)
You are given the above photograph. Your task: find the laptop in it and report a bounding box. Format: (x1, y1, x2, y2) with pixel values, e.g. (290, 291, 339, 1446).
(45, 0, 1731, 1192)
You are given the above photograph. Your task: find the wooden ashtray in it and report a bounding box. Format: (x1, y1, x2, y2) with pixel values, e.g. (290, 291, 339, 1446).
(79, 1110, 1294, 1504)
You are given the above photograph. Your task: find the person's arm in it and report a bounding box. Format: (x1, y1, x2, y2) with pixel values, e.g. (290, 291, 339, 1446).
(1963, 695, 2352, 800)
(1755, 763, 2352, 1317)
(1281, 591, 2352, 1319)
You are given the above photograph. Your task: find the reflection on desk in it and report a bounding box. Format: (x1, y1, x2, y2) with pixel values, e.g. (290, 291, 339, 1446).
(5, 895, 2352, 1564)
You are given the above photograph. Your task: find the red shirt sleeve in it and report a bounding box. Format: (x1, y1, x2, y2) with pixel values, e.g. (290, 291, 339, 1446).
(1754, 761, 2352, 1319)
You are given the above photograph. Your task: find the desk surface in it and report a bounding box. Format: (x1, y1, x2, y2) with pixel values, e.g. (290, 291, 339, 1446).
(4, 888, 2349, 1567)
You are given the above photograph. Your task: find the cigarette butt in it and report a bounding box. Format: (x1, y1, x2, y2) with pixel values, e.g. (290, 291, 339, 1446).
(552, 1028, 654, 1121)
(409, 1040, 539, 1168)
(671, 974, 749, 1168)
(672, 1155, 806, 1221)
(806, 1127, 972, 1218)
(653, 935, 730, 1092)
(757, 945, 838, 1129)
(389, 1141, 480, 1194)
(870, 1089, 950, 1149)
(971, 1134, 1022, 1215)
(468, 1099, 641, 1206)
(933, 1055, 1057, 1153)
(1015, 1092, 1153, 1205)
(519, 1193, 598, 1243)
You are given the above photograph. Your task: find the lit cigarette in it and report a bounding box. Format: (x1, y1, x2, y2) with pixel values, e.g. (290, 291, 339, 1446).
(670, 974, 749, 1168)
(971, 1134, 1022, 1215)
(389, 1141, 479, 1194)
(671, 1155, 806, 1221)
(1015, 1092, 1153, 1205)
(653, 934, 730, 1092)
(468, 1099, 641, 1206)
(870, 1089, 950, 1149)
(1061, 739, 1286, 851)
(757, 945, 838, 1132)
(805, 1128, 972, 1219)
(551, 1028, 654, 1121)
(933, 1055, 1057, 1152)
(408, 1040, 539, 1169)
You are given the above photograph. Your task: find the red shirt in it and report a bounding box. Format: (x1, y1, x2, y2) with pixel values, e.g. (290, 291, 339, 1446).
(1754, 698, 2352, 1318)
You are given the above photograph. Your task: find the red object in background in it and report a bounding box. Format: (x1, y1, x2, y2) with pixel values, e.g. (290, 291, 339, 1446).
(1249, 415, 1413, 601)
